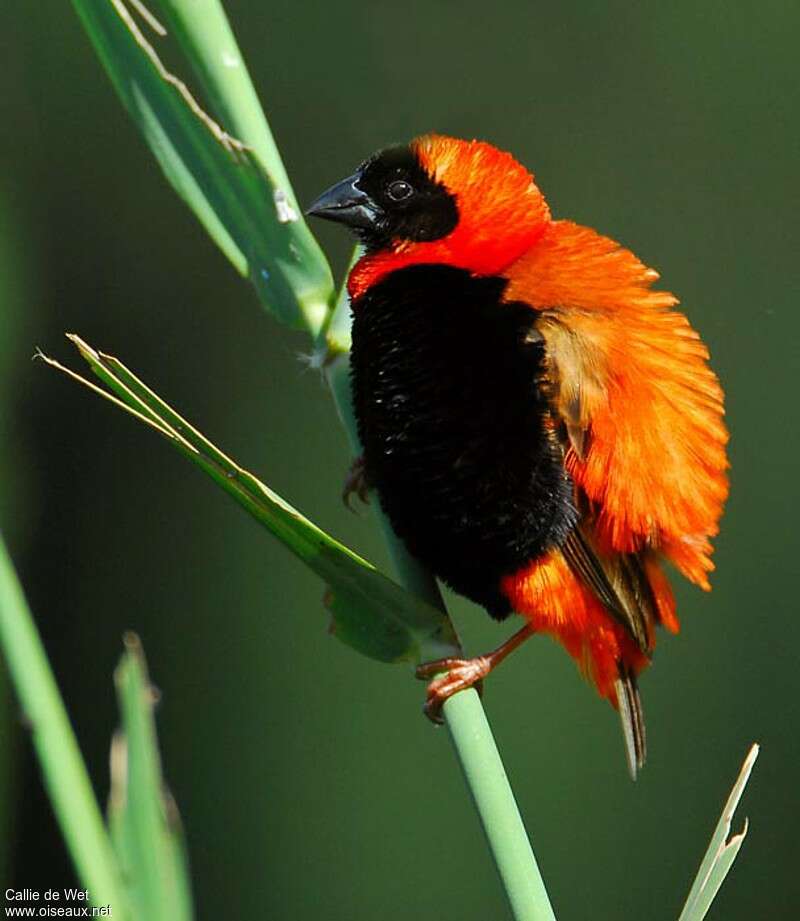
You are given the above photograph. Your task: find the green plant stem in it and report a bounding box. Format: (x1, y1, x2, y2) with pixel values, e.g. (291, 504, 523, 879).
(325, 352, 556, 921)
(443, 690, 556, 921)
(0, 535, 129, 916)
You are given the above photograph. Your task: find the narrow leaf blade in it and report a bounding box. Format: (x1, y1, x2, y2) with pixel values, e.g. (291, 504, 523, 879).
(0, 535, 130, 917)
(71, 0, 333, 334)
(42, 338, 461, 664)
(109, 633, 194, 921)
(678, 743, 759, 921)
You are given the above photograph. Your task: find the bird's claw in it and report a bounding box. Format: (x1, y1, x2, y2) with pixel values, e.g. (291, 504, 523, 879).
(415, 656, 489, 724)
(342, 455, 371, 511)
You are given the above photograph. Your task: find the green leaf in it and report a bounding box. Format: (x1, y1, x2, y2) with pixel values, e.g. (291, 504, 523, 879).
(0, 534, 130, 917)
(71, 0, 333, 335)
(678, 743, 759, 921)
(40, 337, 461, 665)
(108, 633, 194, 921)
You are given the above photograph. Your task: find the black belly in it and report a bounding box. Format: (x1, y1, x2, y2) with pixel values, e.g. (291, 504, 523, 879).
(350, 264, 576, 619)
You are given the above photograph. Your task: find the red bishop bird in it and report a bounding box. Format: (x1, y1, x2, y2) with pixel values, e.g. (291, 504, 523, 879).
(308, 135, 728, 777)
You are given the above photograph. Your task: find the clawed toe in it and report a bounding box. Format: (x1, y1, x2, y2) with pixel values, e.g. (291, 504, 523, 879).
(416, 656, 490, 723)
(415, 657, 466, 680)
(342, 455, 371, 510)
(415, 625, 536, 723)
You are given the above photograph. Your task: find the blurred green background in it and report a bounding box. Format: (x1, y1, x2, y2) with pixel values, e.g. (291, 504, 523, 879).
(1, 1, 797, 918)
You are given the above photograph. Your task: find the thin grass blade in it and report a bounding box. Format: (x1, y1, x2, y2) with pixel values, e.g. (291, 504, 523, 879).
(678, 743, 759, 921)
(0, 535, 130, 917)
(40, 337, 460, 664)
(108, 633, 194, 921)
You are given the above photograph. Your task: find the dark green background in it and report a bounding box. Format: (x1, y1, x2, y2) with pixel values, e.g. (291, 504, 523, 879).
(1, 1, 797, 918)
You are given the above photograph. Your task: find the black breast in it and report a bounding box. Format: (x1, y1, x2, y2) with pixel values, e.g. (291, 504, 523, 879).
(350, 264, 576, 618)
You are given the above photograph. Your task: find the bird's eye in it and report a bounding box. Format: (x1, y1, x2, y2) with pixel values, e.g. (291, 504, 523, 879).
(386, 179, 414, 202)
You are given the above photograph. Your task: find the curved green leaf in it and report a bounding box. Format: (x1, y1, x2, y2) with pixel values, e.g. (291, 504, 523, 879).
(71, 0, 333, 335)
(40, 337, 461, 665)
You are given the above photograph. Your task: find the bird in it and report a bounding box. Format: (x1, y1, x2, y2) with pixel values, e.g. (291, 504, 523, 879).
(307, 135, 728, 777)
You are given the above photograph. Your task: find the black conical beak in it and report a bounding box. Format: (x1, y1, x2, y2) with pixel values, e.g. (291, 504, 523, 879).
(306, 174, 382, 231)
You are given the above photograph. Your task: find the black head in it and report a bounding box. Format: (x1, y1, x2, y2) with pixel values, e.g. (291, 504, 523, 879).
(306, 145, 458, 252)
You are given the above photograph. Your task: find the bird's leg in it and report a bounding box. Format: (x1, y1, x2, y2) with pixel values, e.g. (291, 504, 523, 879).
(415, 622, 536, 723)
(342, 454, 371, 510)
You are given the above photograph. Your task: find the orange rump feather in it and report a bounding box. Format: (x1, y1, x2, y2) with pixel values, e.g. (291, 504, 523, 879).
(501, 551, 651, 704)
(505, 221, 729, 589)
(498, 216, 726, 724)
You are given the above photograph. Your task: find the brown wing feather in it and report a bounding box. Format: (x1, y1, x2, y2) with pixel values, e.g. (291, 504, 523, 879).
(561, 528, 653, 653)
(615, 665, 647, 779)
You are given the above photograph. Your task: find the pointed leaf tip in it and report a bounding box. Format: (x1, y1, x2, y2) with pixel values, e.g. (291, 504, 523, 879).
(678, 743, 759, 921)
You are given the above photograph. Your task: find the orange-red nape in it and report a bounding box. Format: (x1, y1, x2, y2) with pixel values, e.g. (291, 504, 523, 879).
(348, 135, 552, 299)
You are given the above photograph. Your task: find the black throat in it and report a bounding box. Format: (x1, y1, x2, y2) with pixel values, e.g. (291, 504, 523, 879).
(350, 264, 576, 618)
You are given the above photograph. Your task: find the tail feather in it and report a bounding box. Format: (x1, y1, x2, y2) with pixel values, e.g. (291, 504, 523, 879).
(615, 668, 647, 780)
